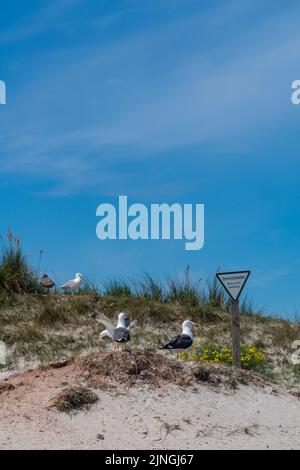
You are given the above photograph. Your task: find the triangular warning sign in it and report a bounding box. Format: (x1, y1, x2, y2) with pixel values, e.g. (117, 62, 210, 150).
(216, 271, 250, 302)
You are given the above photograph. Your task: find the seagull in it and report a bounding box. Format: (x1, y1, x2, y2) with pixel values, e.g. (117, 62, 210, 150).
(90, 311, 131, 350)
(39, 274, 55, 291)
(160, 320, 193, 360)
(60, 273, 83, 293)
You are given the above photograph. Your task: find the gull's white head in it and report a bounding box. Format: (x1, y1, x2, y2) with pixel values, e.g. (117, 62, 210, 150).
(118, 312, 129, 328)
(75, 273, 84, 279)
(182, 320, 193, 337)
(182, 320, 193, 330)
(119, 312, 126, 320)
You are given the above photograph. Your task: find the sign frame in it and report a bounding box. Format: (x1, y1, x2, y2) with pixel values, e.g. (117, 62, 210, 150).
(216, 270, 250, 303)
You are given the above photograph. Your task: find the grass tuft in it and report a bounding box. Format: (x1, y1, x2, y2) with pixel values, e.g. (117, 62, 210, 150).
(103, 278, 132, 297)
(206, 275, 229, 308)
(0, 230, 41, 294)
(193, 365, 210, 382)
(50, 385, 98, 412)
(137, 272, 165, 302)
(167, 266, 202, 306)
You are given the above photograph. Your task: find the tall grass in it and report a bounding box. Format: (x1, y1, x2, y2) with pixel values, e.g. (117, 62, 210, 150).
(103, 278, 132, 297)
(0, 230, 262, 317)
(0, 230, 41, 294)
(137, 272, 165, 302)
(77, 278, 100, 296)
(96, 267, 261, 316)
(167, 266, 202, 306)
(240, 296, 261, 316)
(205, 275, 228, 308)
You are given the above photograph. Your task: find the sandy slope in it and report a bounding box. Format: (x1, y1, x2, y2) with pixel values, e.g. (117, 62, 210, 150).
(0, 359, 299, 450)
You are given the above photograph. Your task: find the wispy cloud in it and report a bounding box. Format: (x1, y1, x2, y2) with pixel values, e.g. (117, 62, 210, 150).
(0, 0, 86, 44)
(1, 0, 300, 195)
(253, 268, 290, 287)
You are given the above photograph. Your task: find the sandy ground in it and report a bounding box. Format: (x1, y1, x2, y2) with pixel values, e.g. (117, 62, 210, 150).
(0, 361, 299, 450)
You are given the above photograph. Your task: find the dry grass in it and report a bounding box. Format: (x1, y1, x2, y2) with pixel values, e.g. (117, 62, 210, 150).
(81, 350, 192, 389)
(0, 235, 297, 388)
(0, 291, 299, 387)
(76, 350, 270, 392)
(49, 385, 98, 412)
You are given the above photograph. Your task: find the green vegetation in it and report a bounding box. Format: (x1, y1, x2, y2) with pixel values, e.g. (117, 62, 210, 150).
(103, 278, 133, 297)
(0, 232, 299, 388)
(0, 230, 41, 294)
(0, 291, 299, 387)
(180, 343, 265, 370)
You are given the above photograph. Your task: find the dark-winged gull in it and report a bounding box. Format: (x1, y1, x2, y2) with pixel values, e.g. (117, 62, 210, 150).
(90, 311, 131, 350)
(39, 274, 55, 290)
(60, 273, 83, 293)
(161, 320, 193, 360)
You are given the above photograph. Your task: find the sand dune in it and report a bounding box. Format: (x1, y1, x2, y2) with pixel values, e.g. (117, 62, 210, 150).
(0, 352, 299, 450)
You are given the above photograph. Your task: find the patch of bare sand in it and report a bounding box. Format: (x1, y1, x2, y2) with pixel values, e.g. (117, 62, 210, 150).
(0, 351, 299, 449)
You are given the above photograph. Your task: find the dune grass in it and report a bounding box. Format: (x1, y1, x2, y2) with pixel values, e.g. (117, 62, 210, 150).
(103, 278, 133, 297)
(0, 290, 299, 386)
(0, 230, 41, 294)
(0, 230, 261, 315)
(0, 232, 299, 387)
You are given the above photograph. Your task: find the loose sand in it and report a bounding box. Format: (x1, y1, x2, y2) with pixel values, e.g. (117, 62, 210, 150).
(0, 352, 299, 450)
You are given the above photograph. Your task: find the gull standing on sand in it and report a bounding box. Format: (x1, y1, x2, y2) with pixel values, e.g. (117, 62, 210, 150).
(90, 312, 131, 349)
(161, 320, 193, 360)
(60, 273, 83, 293)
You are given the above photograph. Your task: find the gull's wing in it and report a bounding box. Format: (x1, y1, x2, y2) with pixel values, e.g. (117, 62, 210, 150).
(90, 312, 115, 334)
(61, 278, 76, 289)
(113, 327, 130, 343)
(99, 329, 113, 340)
(40, 277, 55, 288)
(161, 334, 193, 350)
(161, 334, 180, 350)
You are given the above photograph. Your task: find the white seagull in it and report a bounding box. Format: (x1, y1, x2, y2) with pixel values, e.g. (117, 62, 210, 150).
(90, 311, 131, 350)
(161, 320, 193, 360)
(60, 273, 83, 293)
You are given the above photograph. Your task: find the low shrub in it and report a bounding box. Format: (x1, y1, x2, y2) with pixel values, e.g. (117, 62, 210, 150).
(180, 343, 265, 370)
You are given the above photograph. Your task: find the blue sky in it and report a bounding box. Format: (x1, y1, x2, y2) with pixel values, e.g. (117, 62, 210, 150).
(0, 0, 300, 318)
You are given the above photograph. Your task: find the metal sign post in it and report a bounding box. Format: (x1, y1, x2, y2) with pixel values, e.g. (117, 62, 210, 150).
(216, 271, 250, 368)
